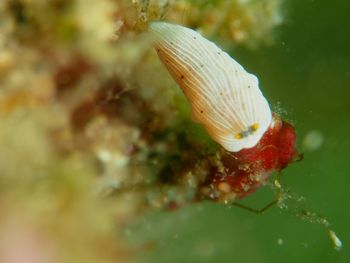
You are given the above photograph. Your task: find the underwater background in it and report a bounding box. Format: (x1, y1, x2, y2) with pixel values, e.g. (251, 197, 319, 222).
(131, 1, 350, 262)
(0, 0, 349, 262)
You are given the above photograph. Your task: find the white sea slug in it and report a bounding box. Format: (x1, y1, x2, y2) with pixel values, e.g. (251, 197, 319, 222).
(150, 22, 272, 152)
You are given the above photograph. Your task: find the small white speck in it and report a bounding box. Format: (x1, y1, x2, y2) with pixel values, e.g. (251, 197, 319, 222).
(98, 149, 111, 162)
(274, 179, 281, 188)
(277, 238, 283, 246)
(302, 130, 324, 151)
(328, 230, 342, 251)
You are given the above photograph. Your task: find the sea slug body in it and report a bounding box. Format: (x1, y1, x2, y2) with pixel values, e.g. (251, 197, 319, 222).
(150, 22, 272, 152)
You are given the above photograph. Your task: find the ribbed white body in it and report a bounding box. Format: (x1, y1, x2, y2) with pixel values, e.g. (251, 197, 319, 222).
(150, 22, 272, 152)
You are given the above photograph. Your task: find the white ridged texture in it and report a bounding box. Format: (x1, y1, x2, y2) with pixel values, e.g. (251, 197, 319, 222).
(150, 22, 272, 152)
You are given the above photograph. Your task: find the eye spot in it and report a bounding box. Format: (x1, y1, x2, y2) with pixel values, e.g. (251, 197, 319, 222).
(234, 123, 260, 139)
(181, 75, 185, 79)
(200, 110, 204, 114)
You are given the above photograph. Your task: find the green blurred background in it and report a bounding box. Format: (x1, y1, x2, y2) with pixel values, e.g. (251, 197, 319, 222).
(128, 0, 350, 262)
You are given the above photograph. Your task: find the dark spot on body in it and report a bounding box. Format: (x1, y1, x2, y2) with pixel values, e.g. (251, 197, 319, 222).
(181, 75, 184, 79)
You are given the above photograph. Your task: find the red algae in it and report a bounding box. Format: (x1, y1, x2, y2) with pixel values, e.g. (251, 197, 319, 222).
(201, 114, 299, 201)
